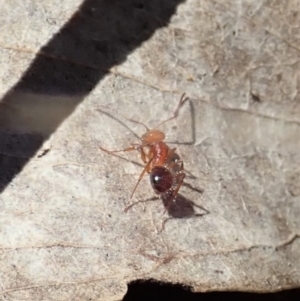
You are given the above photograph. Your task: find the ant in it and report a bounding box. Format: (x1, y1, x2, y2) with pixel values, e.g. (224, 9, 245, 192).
(100, 93, 191, 212)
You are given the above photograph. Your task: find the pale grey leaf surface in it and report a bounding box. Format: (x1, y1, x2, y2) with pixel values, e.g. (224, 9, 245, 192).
(0, 0, 299, 300)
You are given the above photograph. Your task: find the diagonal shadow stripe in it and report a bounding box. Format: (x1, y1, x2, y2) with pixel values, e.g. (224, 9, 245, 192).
(0, 0, 185, 193)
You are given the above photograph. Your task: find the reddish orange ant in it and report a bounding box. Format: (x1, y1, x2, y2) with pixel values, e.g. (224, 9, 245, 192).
(100, 93, 189, 211)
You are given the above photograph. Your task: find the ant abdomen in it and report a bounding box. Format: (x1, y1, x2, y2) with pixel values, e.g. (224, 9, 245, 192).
(150, 166, 173, 194)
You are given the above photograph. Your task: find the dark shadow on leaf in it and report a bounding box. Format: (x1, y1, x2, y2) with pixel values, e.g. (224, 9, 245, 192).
(162, 192, 209, 219)
(124, 280, 300, 301)
(0, 0, 186, 193)
(165, 98, 196, 146)
(125, 191, 208, 221)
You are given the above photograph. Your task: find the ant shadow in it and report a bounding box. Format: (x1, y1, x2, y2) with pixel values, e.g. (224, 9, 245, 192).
(161, 192, 209, 219)
(125, 191, 209, 231)
(165, 99, 196, 146)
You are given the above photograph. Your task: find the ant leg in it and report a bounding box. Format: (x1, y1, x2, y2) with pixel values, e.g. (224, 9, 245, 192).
(130, 158, 153, 198)
(164, 148, 184, 172)
(182, 182, 204, 194)
(160, 217, 173, 233)
(154, 93, 189, 129)
(124, 196, 159, 213)
(139, 147, 147, 163)
(163, 172, 186, 214)
(100, 145, 137, 154)
(171, 172, 185, 200)
(166, 155, 184, 175)
(128, 144, 149, 164)
(164, 148, 177, 164)
(100, 144, 149, 164)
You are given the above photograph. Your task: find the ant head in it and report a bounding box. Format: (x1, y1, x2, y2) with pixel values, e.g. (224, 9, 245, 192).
(141, 129, 165, 145)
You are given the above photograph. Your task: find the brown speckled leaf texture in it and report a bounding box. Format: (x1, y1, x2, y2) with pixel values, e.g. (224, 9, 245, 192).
(0, 0, 299, 300)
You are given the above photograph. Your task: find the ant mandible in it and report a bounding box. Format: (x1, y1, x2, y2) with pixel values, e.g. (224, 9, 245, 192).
(100, 93, 189, 212)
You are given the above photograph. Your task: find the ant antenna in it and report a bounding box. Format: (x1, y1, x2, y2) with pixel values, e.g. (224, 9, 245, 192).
(97, 105, 149, 141)
(127, 118, 150, 132)
(97, 104, 150, 132)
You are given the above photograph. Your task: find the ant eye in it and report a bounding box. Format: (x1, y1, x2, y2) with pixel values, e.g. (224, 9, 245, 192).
(150, 166, 173, 193)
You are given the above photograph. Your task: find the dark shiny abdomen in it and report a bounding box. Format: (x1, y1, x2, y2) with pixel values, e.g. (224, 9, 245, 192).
(150, 166, 173, 194)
